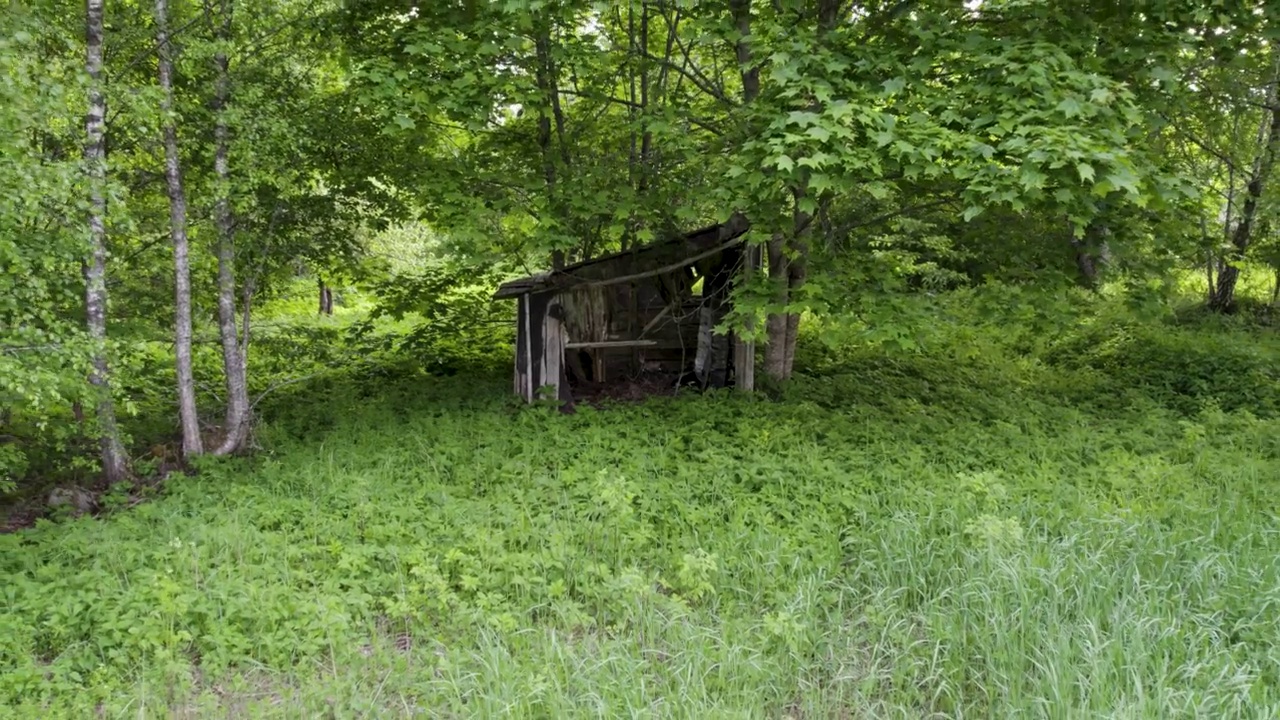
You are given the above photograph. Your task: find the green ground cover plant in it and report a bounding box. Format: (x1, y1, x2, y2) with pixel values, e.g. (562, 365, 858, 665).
(3, 290, 1278, 718)
(6, 3, 1280, 716)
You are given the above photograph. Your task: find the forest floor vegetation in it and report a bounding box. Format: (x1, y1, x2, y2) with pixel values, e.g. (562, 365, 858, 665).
(3, 284, 1279, 717)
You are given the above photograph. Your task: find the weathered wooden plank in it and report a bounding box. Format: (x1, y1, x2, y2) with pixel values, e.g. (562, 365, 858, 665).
(550, 214, 750, 285)
(565, 340, 658, 349)
(516, 294, 534, 401)
(583, 235, 744, 289)
(495, 272, 551, 299)
(694, 304, 712, 381)
(526, 292, 551, 401)
(733, 336, 755, 392)
(639, 302, 676, 337)
(513, 338, 522, 397)
(627, 282, 639, 375)
(541, 298, 565, 402)
(733, 242, 761, 392)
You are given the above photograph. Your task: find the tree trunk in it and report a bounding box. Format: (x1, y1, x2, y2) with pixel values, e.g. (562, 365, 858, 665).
(816, 0, 843, 32)
(747, 0, 827, 383)
(637, 5, 652, 196)
(1204, 250, 1215, 306)
(1071, 220, 1110, 290)
(318, 279, 333, 315)
(763, 233, 789, 380)
(763, 198, 810, 382)
(533, 16, 578, 267)
(622, 2, 654, 254)
(782, 247, 807, 378)
(774, 2, 838, 378)
(212, 2, 250, 456)
(533, 19, 566, 270)
(623, 4, 637, 252)
(734, 0, 807, 384)
(84, 0, 128, 484)
(155, 0, 202, 458)
(733, 243, 760, 392)
(729, 0, 759, 103)
(1211, 265, 1241, 312)
(1210, 58, 1280, 312)
(764, 245, 807, 381)
(1072, 241, 1099, 288)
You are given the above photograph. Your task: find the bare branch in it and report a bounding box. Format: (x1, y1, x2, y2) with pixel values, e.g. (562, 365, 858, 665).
(250, 372, 322, 410)
(643, 37, 734, 106)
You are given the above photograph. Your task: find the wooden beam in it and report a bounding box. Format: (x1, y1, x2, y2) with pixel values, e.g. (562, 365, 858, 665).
(565, 340, 658, 349)
(584, 235, 744, 289)
(639, 302, 676, 337)
(500, 215, 750, 293)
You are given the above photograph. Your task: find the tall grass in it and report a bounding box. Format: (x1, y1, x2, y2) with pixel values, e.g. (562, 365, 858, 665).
(2, 287, 1279, 718)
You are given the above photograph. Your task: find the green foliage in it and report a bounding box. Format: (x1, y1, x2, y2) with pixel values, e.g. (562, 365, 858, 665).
(1050, 319, 1280, 417)
(352, 257, 513, 373)
(5, 0, 1276, 487)
(4, 1, 1280, 712)
(0, 9, 97, 483)
(4, 293, 1280, 716)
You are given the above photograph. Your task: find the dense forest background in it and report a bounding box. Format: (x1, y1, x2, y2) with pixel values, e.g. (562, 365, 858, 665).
(3, 0, 1278, 485)
(3, 1, 1280, 715)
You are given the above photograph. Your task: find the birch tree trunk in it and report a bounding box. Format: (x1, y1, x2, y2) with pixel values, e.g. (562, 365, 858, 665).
(534, 16, 571, 268)
(212, 1, 251, 455)
(771, 2, 843, 381)
(155, 0, 203, 457)
(735, 0, 815, 383)
(732, 0, 757, 386)
(1211, 55, 1280, 312)
(763, 233, 790, 380)
(763, 203, 809, 382)
(84, 0, 129, 483)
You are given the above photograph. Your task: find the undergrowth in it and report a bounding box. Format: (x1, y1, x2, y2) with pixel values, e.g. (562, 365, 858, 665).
(2, 287, 1279, 718)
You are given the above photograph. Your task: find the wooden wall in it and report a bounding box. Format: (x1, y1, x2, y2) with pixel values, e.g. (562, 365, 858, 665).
(514, 291, 572, 403)
(513, 242, 755, 401)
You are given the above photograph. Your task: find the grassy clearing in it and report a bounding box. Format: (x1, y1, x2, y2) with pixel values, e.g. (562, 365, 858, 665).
(3, 291, 1280, 718)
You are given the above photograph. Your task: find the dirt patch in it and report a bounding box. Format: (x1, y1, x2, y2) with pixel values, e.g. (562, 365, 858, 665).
(570, 370, 696, 407)
(1, 465, 184, 534)
(0, 496, 47, 533)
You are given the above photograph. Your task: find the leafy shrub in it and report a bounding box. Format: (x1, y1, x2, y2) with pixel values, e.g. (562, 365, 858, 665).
(1049, 321, 1280, 416)
(0, 444, 24, 495)
(352, 261, 513, 374)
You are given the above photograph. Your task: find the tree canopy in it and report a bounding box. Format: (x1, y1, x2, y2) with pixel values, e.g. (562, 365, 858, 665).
(0, 0, 1277, 478)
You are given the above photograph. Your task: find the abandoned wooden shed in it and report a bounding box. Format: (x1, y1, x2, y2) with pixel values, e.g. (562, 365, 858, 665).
(494, 213, 756, 403)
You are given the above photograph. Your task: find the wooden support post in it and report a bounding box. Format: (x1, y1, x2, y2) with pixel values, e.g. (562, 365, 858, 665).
(525, 293, 571, 406)
(733, 243, 761, 392)
(628, 281, 639, 375)
(540, 299, 564, 402)
(516, 294, 533, 401)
